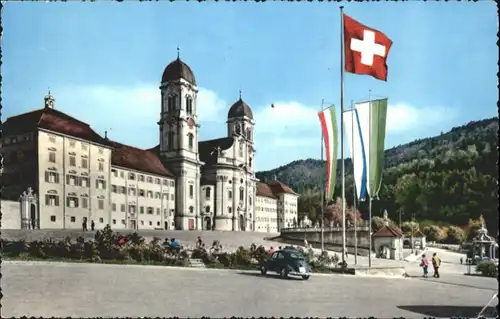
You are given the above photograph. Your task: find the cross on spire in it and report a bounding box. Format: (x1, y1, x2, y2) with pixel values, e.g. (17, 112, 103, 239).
(177, 46, 180, 59)
(239, 89, 242, 100)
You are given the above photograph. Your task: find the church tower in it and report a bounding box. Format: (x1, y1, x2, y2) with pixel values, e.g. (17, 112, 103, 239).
(227, 93, 257, 231)
(158, 50, 203, 230)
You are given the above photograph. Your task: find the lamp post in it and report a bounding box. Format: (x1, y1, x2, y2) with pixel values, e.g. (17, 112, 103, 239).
(399, 207, 404, 260)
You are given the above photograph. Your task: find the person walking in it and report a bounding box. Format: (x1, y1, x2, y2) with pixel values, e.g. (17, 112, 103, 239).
(420, 254, 429, 278)
(90, 220, 95, 231)
(432, 253, 441, 278)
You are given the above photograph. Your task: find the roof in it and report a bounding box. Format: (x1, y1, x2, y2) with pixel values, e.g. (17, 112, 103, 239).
(110, 141, 174, 178)
(2, 107, 108, 145)
(256, 181, 298, 199)
(228, 98, 253, 119)
(161, 57, 196, 85)
(267, 180, 298, 196)
(198, 137, 234, 165)
(373, 225, 403, 238)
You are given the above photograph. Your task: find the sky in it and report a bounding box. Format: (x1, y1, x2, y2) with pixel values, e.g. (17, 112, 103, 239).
(3, 2, 498, 171)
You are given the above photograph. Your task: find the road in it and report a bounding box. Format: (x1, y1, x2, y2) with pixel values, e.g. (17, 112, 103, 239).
(3, 261, 497, 318)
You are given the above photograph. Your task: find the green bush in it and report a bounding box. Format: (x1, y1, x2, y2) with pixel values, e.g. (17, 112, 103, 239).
(232, 246, 251, 266)
(476, 260, 498, 277)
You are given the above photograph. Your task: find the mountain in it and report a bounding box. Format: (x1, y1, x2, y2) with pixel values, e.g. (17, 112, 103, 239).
(256, 117, 498, 232)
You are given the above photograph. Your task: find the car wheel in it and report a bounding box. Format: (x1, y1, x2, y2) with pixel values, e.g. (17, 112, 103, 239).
(280, 267, 288, 278)
(260, 265, 267, 275)
(301, 275, 310, 280)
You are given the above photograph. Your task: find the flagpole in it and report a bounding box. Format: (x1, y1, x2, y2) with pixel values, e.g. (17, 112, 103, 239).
(368, 89, 373, 268)
(351, 100, 358, 265)
(320, 98, 325, 252)
(340, 6, 347, 265)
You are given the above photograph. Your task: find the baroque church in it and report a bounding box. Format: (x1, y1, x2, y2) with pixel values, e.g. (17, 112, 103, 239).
(1, 54, 299, 232)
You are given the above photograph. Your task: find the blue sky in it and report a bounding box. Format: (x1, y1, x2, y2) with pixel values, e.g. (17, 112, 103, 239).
(3, 2, 497, 171)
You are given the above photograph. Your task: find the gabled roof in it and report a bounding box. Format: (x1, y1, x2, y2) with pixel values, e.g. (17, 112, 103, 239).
(2, 107, 108, 145)
(256, 182, 277, 199)
(373, 225, 403, 238)
(4, 107, 174, 178)
(110, 141, 174, 178)
(267, 180, 298, 196)
(198, 137, 234, 165)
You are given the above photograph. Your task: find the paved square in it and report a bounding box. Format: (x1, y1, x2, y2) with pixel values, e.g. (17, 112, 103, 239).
(2, 261, 497, 317)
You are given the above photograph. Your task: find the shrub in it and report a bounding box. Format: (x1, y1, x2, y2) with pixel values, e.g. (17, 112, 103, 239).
(232, 246, 251, 266)
(250, 245, 269, 265)
(445, 226, 466, 244)
(423, 225, 446, 242)
(476, 260, 498, 278)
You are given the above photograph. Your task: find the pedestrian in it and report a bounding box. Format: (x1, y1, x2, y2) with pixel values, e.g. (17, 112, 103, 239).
(304, 238, 309, 249)
(420, 254, 429, 278)
(268, 246, 275, 256)
(82, 217, 88, 232)
(345, 251, 348, 260)
(196, 236, 203, 248)
(460, 257, 463, 265)
(90, 220, 95, 231)
(432, 253, 441, 278)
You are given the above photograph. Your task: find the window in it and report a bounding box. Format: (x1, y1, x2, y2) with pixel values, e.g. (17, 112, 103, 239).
(112, 203, 116, 211)
(188, 133, 194, 150)
(66, 175, 77, 186)
(168, 132, 175, 150)
(129, 173, 136, 180)
(205, 188, 211, 199)
(81, 158, 88, 169)
(147, 207, 154, 215)
(69, 155, 76, 166)
(228, 207, 232, 214)
(98, 148, 104, 154)
(228, 190, 232, 199)
(120, 186, 126, 194)
(189, 185, 194, 198)
(156, 208, 160, 215)
(111, 185, 117, 193)
(139, 175, 145, 182)
(168, 94, 177, 112)
(157, 221, 160, 226)
(186, 96, 193, 115)
(70, 216, 76, 222)
(120, 171, 124, 178)
(50, 215, 56, 222)
(121, 219, 125, 225)
(170, 180, 175, 187)
(99, 217, 104, 223)
(170, 209, 174, 216)
(95, 179, 106, 190)
(112, 169, 118, 177)
(120, 204, 125, 212)
(69, 140, 75, 147)
(45, 172, 60, 184)
(139, 189, 145, 197)
(246, 128, 252, 141)
(147, 176, 153, 183)
(239, 188, 244, 201)
(239, 142, 243, 157)
(49, 152, 56, 163)
(163, 179, 168, 186)
(113, 219, 117, 225)
(249, 157, 252, 168)
(66, 197, 79, 208)
(49, 136, 56, 143)
(140, 220, 144, 226)
(147, 191, 153, 198)
(81, 143, 88, 151)
(129, 205, 136, 214)
(155, 192, 161, 199)
(81, 177, 89, 187)
(189, 206, 194, 214)
(98, 200, 104, 210)
(205, 206, 210, 213)
(170, 194, 174, 201)
(163, 208, 167, 216)
(98, 162, 104, 171)
(81, 198, 88, 209)
(140, 206, 144, 214)
(45, 194, 59, 206)
(155, 178, 161, 185)
(129, 188, 136, 196)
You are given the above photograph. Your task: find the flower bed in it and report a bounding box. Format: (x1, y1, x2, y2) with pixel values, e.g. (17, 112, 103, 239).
(2, 225, 355, 275)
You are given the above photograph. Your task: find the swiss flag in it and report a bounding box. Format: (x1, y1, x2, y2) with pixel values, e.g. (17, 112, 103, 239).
(344, 14, 393, 81)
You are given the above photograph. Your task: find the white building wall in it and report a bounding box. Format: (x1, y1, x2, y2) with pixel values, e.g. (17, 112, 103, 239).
(255, 195, 278, 233)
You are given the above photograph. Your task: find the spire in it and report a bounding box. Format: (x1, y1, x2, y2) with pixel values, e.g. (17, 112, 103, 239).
(44, 88, 55, 109)
(239, 89, 242, 100)
(176, 45, 180, 60)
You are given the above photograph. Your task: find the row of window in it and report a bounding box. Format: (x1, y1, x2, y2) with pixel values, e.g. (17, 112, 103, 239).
(45, 172, 106, 189)
(48, 215, 174, 228)
(48, 151, 106, 171)
(165, 94, 194, 115)
(111, 185, 174, 200)
(165, 132, 195, 151)
(111, 169, 173, 186)
(48, 136, 106, 154)
(3, 134, 31, 145)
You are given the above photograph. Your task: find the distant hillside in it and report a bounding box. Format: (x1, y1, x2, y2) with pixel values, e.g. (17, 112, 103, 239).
(257, 117, 498, 192)
(257, 117, 498, 232)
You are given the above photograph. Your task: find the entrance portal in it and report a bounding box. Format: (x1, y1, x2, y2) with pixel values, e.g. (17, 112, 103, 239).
(129, 220, 137, 230)
(164, 221, 169, 230)
(30, 203, 37, 229)
(204, 216, 211, 230)
(239, 214, 245, 231)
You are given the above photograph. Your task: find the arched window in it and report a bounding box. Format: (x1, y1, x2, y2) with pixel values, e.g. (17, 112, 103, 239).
(185, 96, 193, 115)
(205, 206, 210, 213)
(168, 132, 175, 150)
(189, 206, 194, 214)
(168, 94, 177, 112)
(235, 123, 241, 135)
(205, 187, 211, 199)
(188, 133, 194, 150)
(249, 157, 253, 168)
(246, 128, 252, 141)
(239, 142, 243, 157)
(228, 207, 232, 214)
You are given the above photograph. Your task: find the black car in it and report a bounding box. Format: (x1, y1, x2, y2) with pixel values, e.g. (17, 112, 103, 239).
(260, 249, 312, 280)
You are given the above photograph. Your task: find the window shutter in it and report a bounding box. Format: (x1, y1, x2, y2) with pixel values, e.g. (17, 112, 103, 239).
(45, 171, 49, 182)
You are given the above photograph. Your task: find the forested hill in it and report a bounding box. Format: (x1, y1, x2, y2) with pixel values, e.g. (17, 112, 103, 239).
(256, 117, 498, 231)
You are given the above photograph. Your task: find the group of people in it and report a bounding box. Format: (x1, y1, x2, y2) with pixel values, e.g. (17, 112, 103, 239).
(81, 217, 95, 232)
(420, 252, 441, 278)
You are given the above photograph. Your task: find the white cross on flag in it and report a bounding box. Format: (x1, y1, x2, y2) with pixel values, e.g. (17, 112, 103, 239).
(344, 14, 393, 81)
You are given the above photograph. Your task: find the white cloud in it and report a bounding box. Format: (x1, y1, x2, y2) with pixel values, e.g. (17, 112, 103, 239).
(49, 84, 453, 169)
(386, 102, 455, 133)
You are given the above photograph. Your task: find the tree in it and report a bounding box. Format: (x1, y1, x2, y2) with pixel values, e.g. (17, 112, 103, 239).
(445, 225, 466, 244)
(423, 225, 446, 242)
(401, 221, 419, 235)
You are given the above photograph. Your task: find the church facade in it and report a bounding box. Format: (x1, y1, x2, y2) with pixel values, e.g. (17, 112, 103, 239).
(2, 56, 299, 232)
